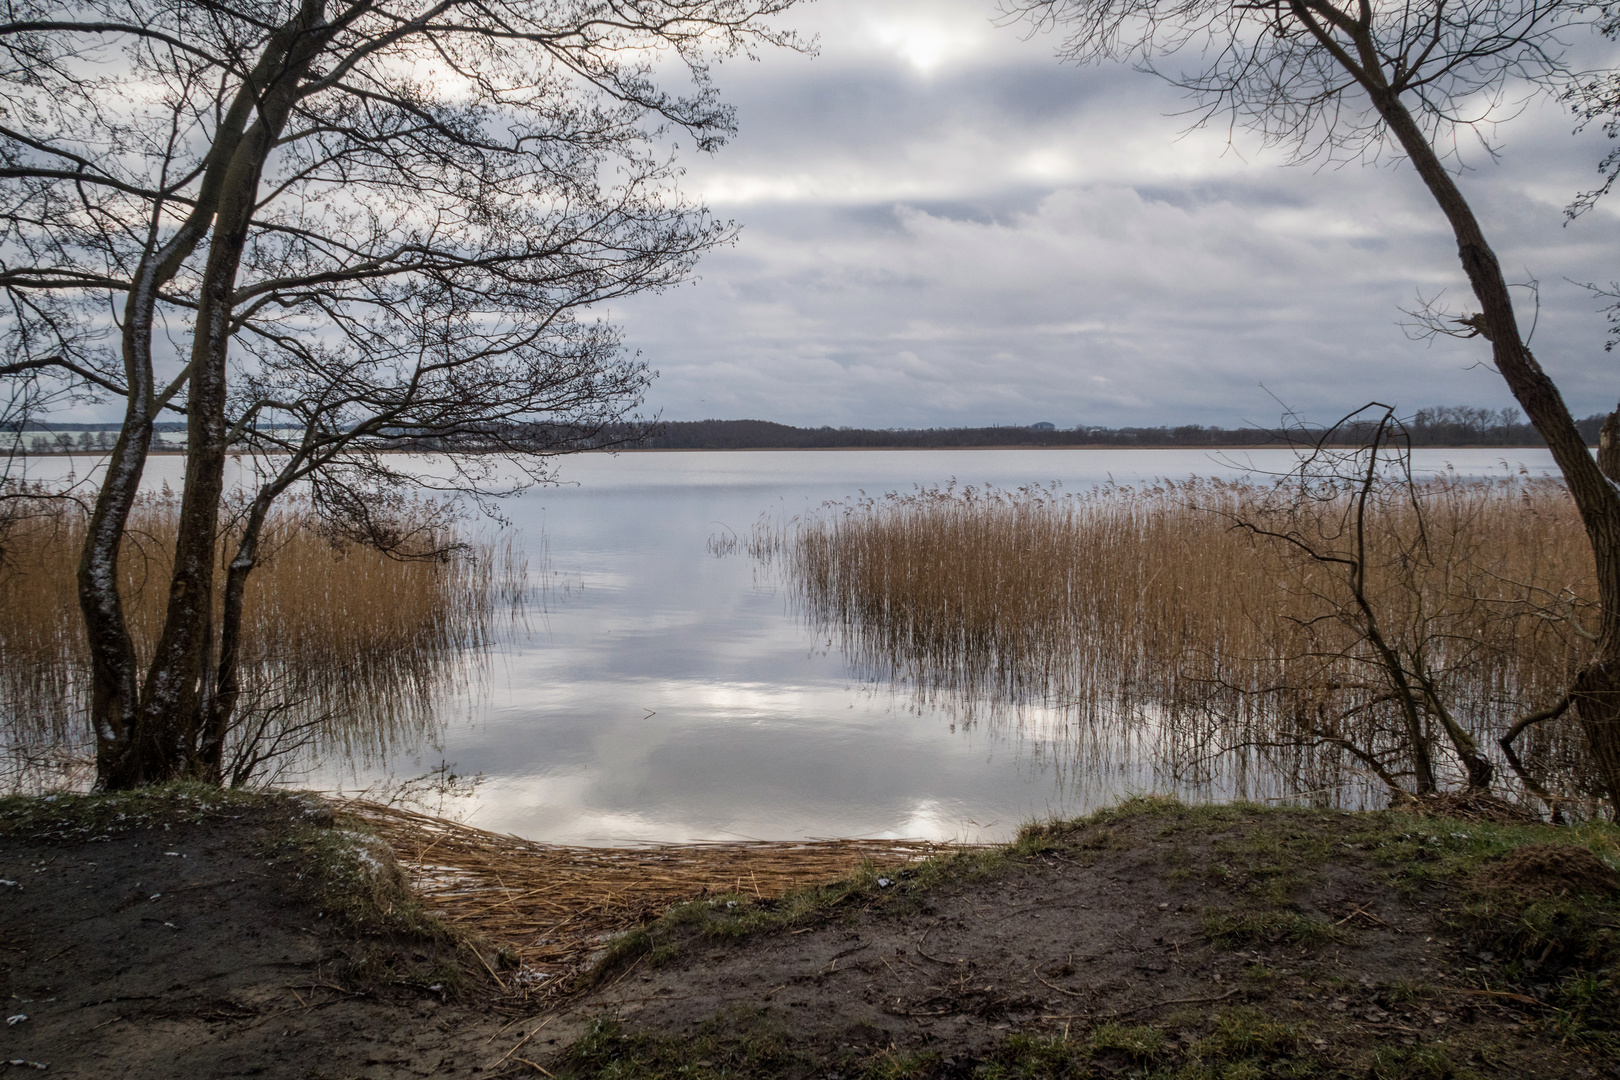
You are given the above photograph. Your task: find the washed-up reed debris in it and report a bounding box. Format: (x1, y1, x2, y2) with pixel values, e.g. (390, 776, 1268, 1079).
(750, 475, 1600, 807)
(341, 800, 952, 992)
(0, 490, 523, 781)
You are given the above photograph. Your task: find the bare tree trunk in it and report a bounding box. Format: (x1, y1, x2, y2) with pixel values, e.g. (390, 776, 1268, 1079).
(200, 473, 290, 780)
(1369, 86, 1620, 813)
(194, 505, 261, 782)
(1412, 663, 1494, 791)
(78, 323, 156, 789)
(137, 209, 250, 774)
(97, 0, 336, 787)
(80, 216, 217, 787)
(1599, 409, 1620, 483)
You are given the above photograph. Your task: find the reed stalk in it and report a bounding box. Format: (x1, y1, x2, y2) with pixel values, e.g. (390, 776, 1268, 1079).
(342, 798, 951, 996)
(0, 491, 523, 787)
(754, 476, 1599, 806)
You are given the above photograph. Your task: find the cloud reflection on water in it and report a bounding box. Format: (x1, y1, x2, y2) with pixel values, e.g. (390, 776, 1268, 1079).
(334, 448, 1564, 844)
(15, 449, 1566, 842)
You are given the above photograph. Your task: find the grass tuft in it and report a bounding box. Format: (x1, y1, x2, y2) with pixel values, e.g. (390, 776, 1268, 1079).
(1201, 910, 1347, 949)
(1091, 1023, 1168, 1061)
(1368, 1043, 1477, 1080)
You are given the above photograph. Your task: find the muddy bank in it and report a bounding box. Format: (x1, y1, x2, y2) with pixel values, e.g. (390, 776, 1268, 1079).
(545, 799, 1620, 1079)
(3, 790, 1618, 1079)
(0, 787, 510, 1079)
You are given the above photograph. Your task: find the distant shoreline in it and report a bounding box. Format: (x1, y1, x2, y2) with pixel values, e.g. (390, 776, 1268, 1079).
(6, 443, 1570, 459)
(9, 409, 1601, 455)
(7, 442, 1571, 459)
(608, 443, 1562, 453)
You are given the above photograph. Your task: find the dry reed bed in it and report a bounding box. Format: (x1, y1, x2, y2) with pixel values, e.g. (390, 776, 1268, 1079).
(755, 476, 1599, 799)
(342, 800, 952, 990)
(0, 492, 520, 764)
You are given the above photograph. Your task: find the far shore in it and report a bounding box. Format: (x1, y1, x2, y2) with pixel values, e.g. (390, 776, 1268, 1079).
(6, 442, 1568, 457)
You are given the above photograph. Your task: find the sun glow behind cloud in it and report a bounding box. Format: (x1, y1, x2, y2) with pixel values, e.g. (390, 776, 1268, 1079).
(862, 12, 990, 74)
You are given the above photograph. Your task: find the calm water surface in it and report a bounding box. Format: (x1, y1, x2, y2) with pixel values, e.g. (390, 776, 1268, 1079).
(26, 447, 1560, 843)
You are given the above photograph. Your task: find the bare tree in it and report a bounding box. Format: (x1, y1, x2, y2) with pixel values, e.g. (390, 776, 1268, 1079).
(0, 0, 803, 788)
(1215, 404, 1603, 811)
(1008, 0, 1620, 814)
(1565, 11, 1620, 220)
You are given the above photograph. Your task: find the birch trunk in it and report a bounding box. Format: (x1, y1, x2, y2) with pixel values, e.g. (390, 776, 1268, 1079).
(89, 0, 336, 787)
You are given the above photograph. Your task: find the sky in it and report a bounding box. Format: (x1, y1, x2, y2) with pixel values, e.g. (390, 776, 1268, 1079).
(605, 0, 1620, 431)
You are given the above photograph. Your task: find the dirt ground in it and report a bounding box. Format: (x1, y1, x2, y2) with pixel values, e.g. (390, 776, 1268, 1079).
(0, 789, 515, 1079)
(542, 801, 1620, 1079)
(3, 791, 1618, 1079)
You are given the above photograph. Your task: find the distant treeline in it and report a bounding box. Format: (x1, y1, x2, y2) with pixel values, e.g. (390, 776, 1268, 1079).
(11, 421, 188, 432)
(10, 406, 1607, 451)
(632, 408, 1603, 450)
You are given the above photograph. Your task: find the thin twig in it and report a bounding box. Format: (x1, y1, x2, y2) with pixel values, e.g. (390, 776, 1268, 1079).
(489, 1016, 554, 1070)
(1334, 904, 1396, 930)
(1032, 964, 1087, 998)
(1104, 987, 1240, 1019)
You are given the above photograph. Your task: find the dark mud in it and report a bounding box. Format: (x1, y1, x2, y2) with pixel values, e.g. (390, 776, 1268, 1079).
(4, 793, 1618, 1079)
(0, 788, 509, 1079)
(544, 802, 1620, 1079)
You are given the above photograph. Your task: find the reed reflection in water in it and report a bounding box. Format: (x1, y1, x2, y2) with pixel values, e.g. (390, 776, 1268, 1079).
(0, 489, 523, 789)
(750, 476, 1597, 807)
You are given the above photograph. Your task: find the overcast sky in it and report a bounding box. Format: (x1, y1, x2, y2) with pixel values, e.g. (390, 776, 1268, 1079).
(605, 0, 1620, 430)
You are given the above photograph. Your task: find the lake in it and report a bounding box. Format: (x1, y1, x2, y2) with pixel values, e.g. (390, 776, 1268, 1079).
(18, 446, 1561, 843)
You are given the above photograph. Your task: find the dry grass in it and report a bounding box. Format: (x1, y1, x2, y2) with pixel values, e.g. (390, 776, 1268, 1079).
(341, 799, 949, 994)
(0, 490, 522, 781)
(753, 474, 1599, 805)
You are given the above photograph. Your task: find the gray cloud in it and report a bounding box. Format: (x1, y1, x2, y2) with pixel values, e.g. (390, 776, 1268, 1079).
(613, 0, 1620, 429)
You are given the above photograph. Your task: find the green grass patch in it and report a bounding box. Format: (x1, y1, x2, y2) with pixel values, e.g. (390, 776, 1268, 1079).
(557, 1018, 806, 1079)
(1367, 1043, 1477, 1080)
(1357, 814, 1620, 887)
(553, 1007, 1328, 1080)
(1192, 1007, 1302, 1059)
(1091, 1023, 1168, 1061)
(1201, 910, 1348, 949)
(0, 779, 273, 840)
(976, 1034, 1084, 1079)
